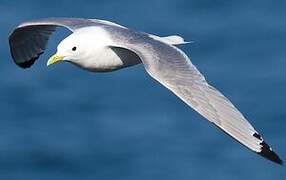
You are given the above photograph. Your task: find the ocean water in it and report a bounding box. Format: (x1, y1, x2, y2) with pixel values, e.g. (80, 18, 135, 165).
(0, 0, 286, 179)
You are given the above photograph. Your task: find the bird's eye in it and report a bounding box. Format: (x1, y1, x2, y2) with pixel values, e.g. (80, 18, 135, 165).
(72, 47, 77, 51)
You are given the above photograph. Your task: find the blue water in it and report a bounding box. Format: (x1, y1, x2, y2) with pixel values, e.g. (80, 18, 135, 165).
(0, 0, 286, 179)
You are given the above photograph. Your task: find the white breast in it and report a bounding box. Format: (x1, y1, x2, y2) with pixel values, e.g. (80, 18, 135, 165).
(72, 26, 141, 72)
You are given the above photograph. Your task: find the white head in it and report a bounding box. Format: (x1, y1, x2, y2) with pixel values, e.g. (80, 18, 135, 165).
(47, 27, 114, 70)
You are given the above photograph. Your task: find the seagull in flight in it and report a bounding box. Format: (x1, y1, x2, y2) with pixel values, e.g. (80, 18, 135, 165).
(9, 18, 283, 165)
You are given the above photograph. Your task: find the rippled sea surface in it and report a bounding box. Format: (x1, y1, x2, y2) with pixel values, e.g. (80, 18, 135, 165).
(1, 0, 286, 179)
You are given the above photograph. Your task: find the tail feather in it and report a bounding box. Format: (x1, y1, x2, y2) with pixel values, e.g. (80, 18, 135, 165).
(149, 34, 191, 45)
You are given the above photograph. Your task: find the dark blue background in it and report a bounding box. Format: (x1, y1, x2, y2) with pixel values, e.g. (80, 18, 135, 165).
(0, 0, 285, 179)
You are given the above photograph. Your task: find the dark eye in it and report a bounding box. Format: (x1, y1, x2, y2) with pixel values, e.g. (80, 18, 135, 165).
(72, 47, 77, 51)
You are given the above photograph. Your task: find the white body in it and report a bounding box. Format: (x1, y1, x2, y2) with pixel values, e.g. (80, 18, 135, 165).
(58, 27, 139, 72)
(57, 26, 186, 72)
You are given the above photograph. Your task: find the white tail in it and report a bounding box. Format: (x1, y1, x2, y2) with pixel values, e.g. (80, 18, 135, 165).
(149, 34, 191, 45)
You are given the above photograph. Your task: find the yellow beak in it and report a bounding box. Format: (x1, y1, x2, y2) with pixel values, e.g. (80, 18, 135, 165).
(47, 54, 65, 66)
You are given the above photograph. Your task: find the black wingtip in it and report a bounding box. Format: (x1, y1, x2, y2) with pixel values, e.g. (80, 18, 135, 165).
(258, 141, 283, 165)
(253, 133, 283, 165)
(17, 58, 37, 68)
(16, 52, 43, 69)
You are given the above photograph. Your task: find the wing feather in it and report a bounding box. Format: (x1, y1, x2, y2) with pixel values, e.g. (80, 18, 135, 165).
(9, 18, 119, 68)
(108, 28, 283, 164)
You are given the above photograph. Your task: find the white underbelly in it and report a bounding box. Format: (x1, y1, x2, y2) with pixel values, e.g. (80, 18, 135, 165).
(78, 47, 141, 72)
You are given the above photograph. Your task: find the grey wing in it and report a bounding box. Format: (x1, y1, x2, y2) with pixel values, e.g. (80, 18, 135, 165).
(9, 17, 120, 68)
(109, 31, 282, 164)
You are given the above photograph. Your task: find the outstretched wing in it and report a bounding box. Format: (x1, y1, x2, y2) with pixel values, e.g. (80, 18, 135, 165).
(9, 17, 190, 68)
(8, 18, 122, 68)
(108, 29, 283, 165)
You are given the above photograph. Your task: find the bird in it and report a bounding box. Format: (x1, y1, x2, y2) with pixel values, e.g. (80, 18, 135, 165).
(9, 17, 283, 165)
